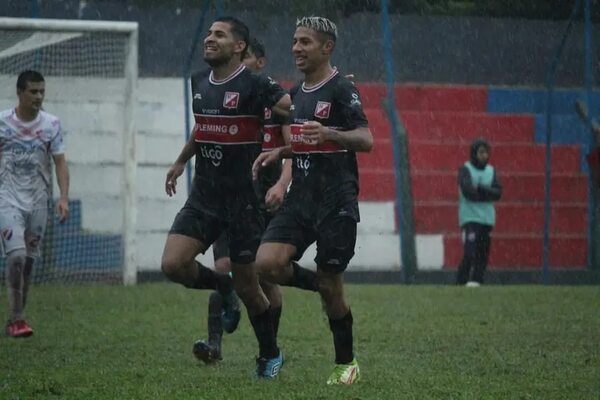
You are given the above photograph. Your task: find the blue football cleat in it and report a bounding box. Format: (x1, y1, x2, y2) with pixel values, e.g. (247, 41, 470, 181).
(255, 351, 284, 379)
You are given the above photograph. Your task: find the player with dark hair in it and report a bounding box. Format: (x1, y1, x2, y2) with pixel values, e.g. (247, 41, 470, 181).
(192, 36, 292, 366)
(252, 16, 373, 384)
(1, 70, 70, 337)
(161, 17, 290, 378)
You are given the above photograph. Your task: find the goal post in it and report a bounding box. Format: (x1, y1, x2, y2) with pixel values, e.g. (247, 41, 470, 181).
(0, 17, 138, 285)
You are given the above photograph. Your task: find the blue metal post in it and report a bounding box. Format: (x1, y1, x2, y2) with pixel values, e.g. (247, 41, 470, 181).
(215, 0, 223, 17)
(543, 83, 554, 285)
(543, 0, 581, 284)
(381, 0, 418, 283)
(183, 0, 212, 195)
(583, 0, 598, 270)
(31, 0, 41, 68)
(31, 0, 39, 17)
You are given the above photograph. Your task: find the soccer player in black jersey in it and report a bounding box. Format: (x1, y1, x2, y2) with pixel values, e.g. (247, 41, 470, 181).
(253, 16, 373, 385)
(192, 37, 292, 367)
(161, 17, 290, 378)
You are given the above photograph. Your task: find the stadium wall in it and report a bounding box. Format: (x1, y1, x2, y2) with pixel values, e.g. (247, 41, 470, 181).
(0, 77, 442, 273)
(2, 2, 600, 86)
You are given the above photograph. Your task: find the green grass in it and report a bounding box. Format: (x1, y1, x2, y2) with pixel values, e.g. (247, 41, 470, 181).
(1, 284, 599, 399)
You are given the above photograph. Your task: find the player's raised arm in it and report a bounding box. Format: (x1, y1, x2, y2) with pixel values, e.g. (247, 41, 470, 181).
(264, 125, 293, 212)
(257, 73, 290, 118)
(48, 117, 70, 223)
(252, 122, 294, 181)
(165, 133, 195, 197)
(52, 153, 70, 222)
(252, 145, 290, 181)
(272, 93, 291, 118)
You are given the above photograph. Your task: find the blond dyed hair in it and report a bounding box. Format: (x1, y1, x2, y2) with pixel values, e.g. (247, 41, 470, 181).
(296, 16, 338, 41)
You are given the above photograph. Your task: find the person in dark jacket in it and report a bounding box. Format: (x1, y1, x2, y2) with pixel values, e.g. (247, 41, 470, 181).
(456, 138, 502, 286)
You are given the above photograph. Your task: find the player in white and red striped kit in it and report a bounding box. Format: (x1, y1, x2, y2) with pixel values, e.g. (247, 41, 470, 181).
(0, 70, 70, 338)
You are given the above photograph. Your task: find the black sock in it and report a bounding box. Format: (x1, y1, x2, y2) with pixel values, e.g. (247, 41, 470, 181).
(191, 261, 233, 295)
(249, 308, 279, 359)
(191, 261, 218, 290)
(207, 292, 223, 348)
(271, 306, 282, 337)
(329, 309, 354, 364)
(286, 261, 318, 292)
(215, 272, 234, 297)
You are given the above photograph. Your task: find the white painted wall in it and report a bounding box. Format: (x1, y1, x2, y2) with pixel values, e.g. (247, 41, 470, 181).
(0, 76, 444, 272)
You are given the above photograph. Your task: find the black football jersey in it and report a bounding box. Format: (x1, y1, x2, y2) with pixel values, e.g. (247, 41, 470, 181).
(286, 70, 369, 219)
(190, 65, 285, 193)
(257, 107, 286, 198)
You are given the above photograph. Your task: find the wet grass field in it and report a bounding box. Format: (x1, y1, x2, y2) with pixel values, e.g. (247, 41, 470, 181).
(1, 283, 599, 399)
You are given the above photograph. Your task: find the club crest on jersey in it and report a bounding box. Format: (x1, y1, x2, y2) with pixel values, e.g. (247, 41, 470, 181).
(223, 92, 240, 109)
(314, 101, 331, 119)
(264, 108, 272, 120)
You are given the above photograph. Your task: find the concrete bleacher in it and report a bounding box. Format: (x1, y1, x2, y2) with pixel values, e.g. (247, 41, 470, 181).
(0, 200, 122, 272)
(356, 82, 595, 270)
(1, 76, 594, 274)
(0, 77, 440, 274)
(489, 88, 600, 167)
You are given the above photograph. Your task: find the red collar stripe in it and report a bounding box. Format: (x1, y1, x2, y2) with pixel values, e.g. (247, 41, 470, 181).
(209, 64, 246, 85)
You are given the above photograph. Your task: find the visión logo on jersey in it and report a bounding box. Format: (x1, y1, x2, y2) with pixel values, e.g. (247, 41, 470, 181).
(314, 101, 331, 119)
(223, 92, 240, 109)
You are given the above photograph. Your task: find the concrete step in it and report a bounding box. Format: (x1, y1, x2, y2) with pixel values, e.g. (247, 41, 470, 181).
(410, 171, 588, 203)
(63, 164, 187, 201)
(359, 169, 588, 202)
(49, 232, 122, 269)
(444, 234, 587, 268)
(414, 201, 587, 235)
(65, 131, 184, 165)
(364, 109, 535, 142)
(358, 141, 582, 173)
(75, 196, 186, 233)
(487, 87, 600, 115)
(357, 83, 488, 112)
(136, 232, 445, 272)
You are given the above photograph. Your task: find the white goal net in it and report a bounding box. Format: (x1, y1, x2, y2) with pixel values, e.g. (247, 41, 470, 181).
(0, 18, 138, 284)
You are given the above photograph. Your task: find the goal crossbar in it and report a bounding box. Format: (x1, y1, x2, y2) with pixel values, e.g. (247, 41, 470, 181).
(0, 17, 138, 33)
(0, 17, 139, 285)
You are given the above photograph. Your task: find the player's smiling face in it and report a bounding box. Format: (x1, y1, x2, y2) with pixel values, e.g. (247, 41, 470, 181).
(18, 81, 45, 113)
(292, 27, 332, 74)
(203, 22, 242, 67)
